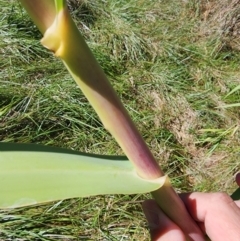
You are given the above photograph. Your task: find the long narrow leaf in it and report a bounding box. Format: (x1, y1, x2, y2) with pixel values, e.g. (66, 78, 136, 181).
(225, 85, 240, 98)
(217, 103, 240, 108)
(0, 143, 166, 208)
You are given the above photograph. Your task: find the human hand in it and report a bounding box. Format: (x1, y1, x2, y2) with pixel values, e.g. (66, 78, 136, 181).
(142, 173, 240, 241)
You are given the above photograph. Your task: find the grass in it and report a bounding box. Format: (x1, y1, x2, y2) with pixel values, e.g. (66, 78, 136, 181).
(0, 0, 240, 240)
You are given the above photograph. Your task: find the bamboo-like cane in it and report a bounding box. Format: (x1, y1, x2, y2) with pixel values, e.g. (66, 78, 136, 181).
(18, 1, 205, 240)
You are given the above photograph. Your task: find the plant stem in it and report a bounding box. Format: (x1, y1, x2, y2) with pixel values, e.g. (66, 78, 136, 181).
(19, 0, 56, 33)
(41, 4, 163, 180)
(19, 1, 205, 240)
(152, 184, 205, 241)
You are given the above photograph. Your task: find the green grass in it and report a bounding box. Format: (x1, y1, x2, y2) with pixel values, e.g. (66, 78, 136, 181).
(1, 0, 240, 240)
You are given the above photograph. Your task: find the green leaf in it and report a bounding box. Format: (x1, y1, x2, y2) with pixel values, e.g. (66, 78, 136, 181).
(0, 143, 166, 208)
(225, 85, 240, 98)
(217, 103, 240, 108)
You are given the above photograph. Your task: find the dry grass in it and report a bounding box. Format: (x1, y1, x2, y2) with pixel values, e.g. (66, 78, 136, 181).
(199, 0, 240, 50)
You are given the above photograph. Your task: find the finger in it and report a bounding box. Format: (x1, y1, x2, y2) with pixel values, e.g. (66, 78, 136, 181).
(142, 200, 185, 241)
(236, 173, 240, 186)
(180, 192, 240, 222)
(180, 192, 240, 241)
(194, 199, 240, 233)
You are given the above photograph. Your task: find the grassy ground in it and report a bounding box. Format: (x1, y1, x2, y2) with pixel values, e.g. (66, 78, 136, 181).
(0, 0, 240, 240)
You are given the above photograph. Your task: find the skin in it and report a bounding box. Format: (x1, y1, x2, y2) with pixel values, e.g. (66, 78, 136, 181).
(143, 173, 240, 241)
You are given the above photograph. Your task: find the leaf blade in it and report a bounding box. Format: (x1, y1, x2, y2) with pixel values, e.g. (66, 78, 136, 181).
(0, 143, 166, 208)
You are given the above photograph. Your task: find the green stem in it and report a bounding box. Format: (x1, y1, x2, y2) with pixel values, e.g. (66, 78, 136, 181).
(152, 186, 205, 241)
(20, 1, 205, 240)
(41, 4, 163, 180)
(54, 0, 65, 12)
(40, 5, 205, 240)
